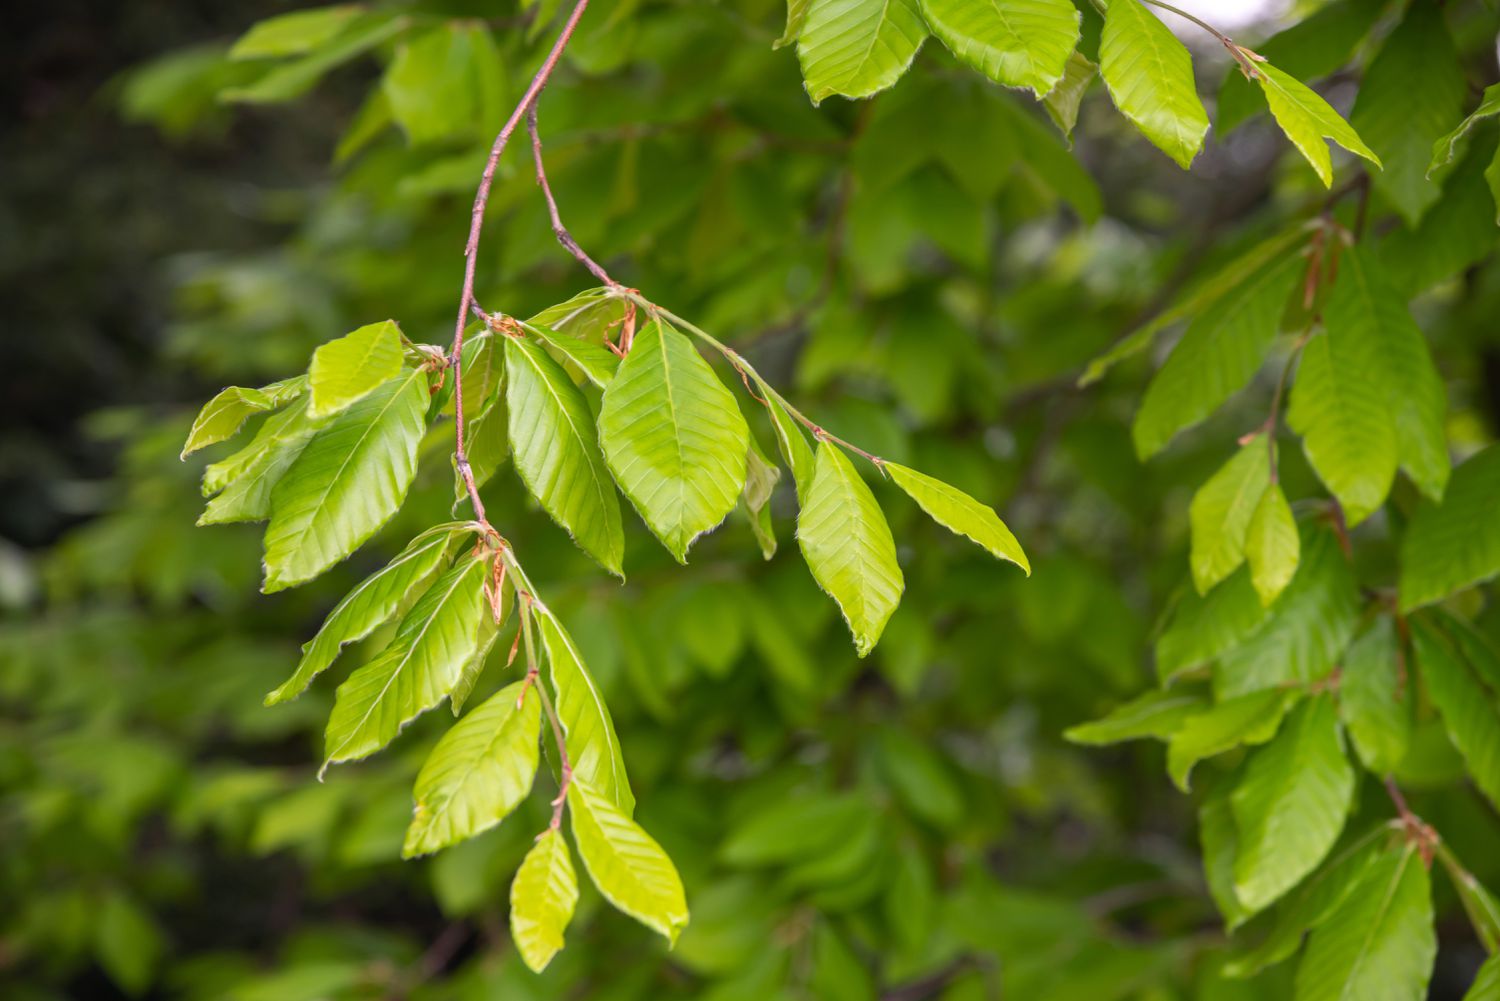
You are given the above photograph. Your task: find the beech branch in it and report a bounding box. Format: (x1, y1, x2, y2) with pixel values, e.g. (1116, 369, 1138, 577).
(527, 104, 619, 288)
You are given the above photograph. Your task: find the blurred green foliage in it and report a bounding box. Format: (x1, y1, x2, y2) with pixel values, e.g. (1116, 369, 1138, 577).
(7, 0, 1500, 998)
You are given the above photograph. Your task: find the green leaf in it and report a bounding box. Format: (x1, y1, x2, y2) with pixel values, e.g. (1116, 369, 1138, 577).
(1064, 689, 1205, 746)
(523, 321, 620, 389)
(265, 524, 464, 705)
(95, 890, 165, 996)
(1384, 137, 1500, 296)
(537, 609, 634, 816)
(450, 599, 502, 717)
(1431, 83, 1500, 175)
(1099, 0, 1208, 168)
(1399, 445, 1500, 611)
(775, 0, 813, 48)
(1156, 569, 1269, 686)
(1440, 847, 1500, 955)
(886, 461, 1028, 573)
(1293, 844, 1435, 1001)
(1215, 525, 1359, 699)
(1230, 696, 1355, 913)
(797, 442, 904, 656)
(323, 555, 489, 768)
(1465, 956, 1500, 1001)
(1200, 771, 1253, 929)
(183, 385, 275, 459)
(229, 5, 364, 60)
(307, 320, 404, 419)
(1326, 248, 1449, 502)
(599, 318, 749, 563)
(1042, 51, 1095, 139)
(505, 335, 625, 576)
(510, 829, 579, 973)
(262, 369, 428, 592)
(919, 0, 1080, 98)
(568, 776, 689, 944)
(1131, 253, 1302, 458)
(1082, 227, 1307, 388)
(768, 395, 816, 500)
(1246, 481, 1300, 607)
(403, 679, 541, 857)
(1215, 0, 1383, 136)
(1223, 826, 1388, 978)
(796, 0, 928, 104)
(1339, 616, 1410, 775)
(741, 438, 781, 560)
(1166, 687, 1298, 792)
(198, 397, 322, 527)
(1189, 438, 1273, 595)
(1287, 327, 1398, 527)
(1412, 618, 1500, 813)
(221, 14, 403, 104)
(1254, 62, 1381, 187)
(383, 24, 504, 145)
(1347, 2, 1464, 226)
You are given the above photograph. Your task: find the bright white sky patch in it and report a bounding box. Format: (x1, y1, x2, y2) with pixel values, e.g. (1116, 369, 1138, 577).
(1157, 0, 1288, 33)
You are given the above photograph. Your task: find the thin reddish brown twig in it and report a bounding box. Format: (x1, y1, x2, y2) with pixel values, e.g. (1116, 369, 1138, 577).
(527, 104, 619, 288)
(449, 0, 594, 524)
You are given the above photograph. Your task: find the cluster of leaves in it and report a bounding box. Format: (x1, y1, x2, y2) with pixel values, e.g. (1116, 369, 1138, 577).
(10, 0, 1500, 998)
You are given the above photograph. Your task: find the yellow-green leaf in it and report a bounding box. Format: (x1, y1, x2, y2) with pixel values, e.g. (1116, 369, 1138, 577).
(885, 461, 1028, 573)
(1099, 0, 1209, 169)
(1246, 481, 1300, 606)
(796, 0, 928, 104)
(307, 320, 404, 419)
(1189, 437, 1272, 595)
(568, 777, 689, 944)
(919, 0, 1080, 98)
(537, 609, 634, 816)
(1255, 62, 1381, 187)
(510, 829, 579, 972)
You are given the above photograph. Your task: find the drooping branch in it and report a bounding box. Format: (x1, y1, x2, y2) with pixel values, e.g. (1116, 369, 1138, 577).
(527, 104, 620, 288)
(450, 0, 594, 525)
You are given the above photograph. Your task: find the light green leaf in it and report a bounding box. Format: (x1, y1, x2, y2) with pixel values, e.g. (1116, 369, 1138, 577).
(183, 385, 273, 459)
(510, 829, 579, 973)
(1431, 83, 1500, 175)
(1223, 826, 1388, 978)
(1156, 568, 1269, 686)
(403, 679, 541, 857)
(1439, 844, 1500, 956)
(1167, 687, 1299, 792)
(1384, 138, 1500, 295)
(536, 609, 634, 816)
(323, 556, 489, 768)
(1099, 0, 1209, 168)
(741, 438, 781, 560)
(95, 890, 165, 996)
(919, 0, 1079, 97)
(1347, 1, 1464, 225)
(198, 397, 322, 527)
(1189, 437, 1272, 595)
(1132, 253, 1302, 458)
(1215, 525, 1359, 699)
(796, 0, 928, 104)
(383, 24, 504, 145)
(1465, 956, 1500, 1001)
(1201, 771, 1253, 930)
(1255, 62, 1381, 187)
(1327, 248, 1449, 502)
(886, 461, 1028, 573)
(266, 524, 464, 706)
(229, 5, 364, 60)
(221, 14, 403, 104)
(1064, 689, 1205, 746)
(1231, 696, 1355, 913)
(1399, 445, 1500, 611)
(1287, 328, 1398, 527)
(1247, 481, 1300, 607)
(568, 776, 689, 944)
(768, 395, 816, 500)
(797, 442, 904, 656)
(599, 318, 749, 563)
(523, 321, 620, 389)
(1293, 844, 1435, 1001)
(1042, 51, 1096, 139)
(200, 385, 312, 496)
(1412, 618, 1500, 813)
(457, 388, 508, 506)
(505, 335, 624, 575)
(1082, 226, 1307, 388)
(450, 599, 502, 717)
(775, 0, 813, 48)
(308, 320, 404, 419)
(262, 369, 428, 592)
(1339, 616, 1410, 775)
